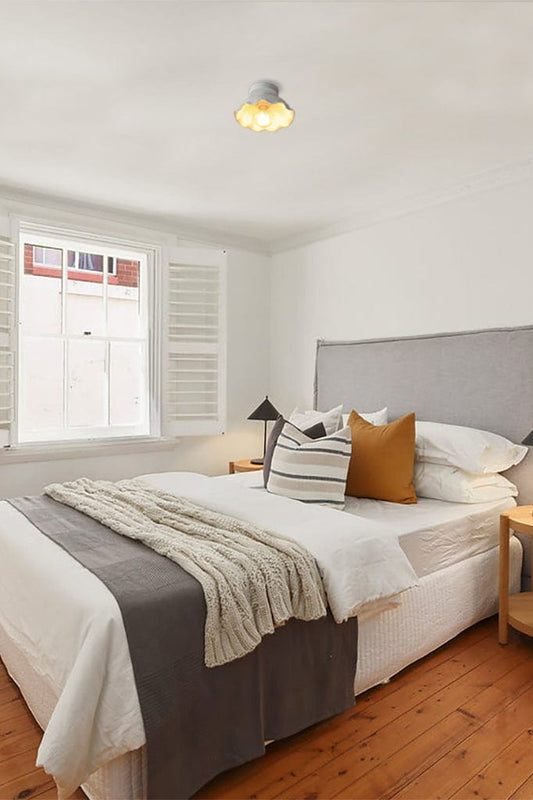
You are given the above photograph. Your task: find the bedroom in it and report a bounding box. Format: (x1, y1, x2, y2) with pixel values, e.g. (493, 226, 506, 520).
(1, 1, 533, 799)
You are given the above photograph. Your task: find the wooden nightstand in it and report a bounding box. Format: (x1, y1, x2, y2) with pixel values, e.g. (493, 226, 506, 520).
(228, 460, 264, 474)
(499, 505, 533, 644)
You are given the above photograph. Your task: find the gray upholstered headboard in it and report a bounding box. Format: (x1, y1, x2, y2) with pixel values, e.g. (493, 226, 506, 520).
(315, 326, 533, 443)
(315, 325, 533, 589)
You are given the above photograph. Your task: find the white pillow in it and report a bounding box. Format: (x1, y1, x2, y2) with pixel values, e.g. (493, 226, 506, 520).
(414, 462, 518, 504)
(289, 405, 343, 436)
(342, 407, 388, 427)
(415, 421, 527, 474)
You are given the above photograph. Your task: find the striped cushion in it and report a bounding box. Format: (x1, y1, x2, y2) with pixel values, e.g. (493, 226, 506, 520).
(266, 422, 352, 507)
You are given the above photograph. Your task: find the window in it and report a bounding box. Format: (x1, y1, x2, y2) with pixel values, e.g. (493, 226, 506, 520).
(0, 219, 226, 453)
(19, 230, 151, 444)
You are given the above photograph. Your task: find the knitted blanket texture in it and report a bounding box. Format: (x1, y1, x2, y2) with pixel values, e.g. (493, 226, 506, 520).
(44, 478, 327, 666)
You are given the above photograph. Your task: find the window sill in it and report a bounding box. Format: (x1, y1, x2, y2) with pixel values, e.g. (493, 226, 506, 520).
(0, 437, 178, 464)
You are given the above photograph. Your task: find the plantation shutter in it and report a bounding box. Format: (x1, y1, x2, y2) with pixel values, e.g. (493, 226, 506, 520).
(163, 247, 226, 436)
(0, 234, 15, 445)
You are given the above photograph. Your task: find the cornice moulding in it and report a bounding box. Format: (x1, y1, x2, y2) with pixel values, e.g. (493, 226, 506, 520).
(1, 155, 532, 258)
(0, 183, 268, 255)
(268, 156, 533, 255)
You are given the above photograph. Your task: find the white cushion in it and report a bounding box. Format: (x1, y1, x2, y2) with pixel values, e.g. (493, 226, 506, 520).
(415, 421, 528, 474)
(267, 423, 352, 508)
(289, 404, 343, 436)
(414, 462, 518, 504)
(342, 407, 388, 427)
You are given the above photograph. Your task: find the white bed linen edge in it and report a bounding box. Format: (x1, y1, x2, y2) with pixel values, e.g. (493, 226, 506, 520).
(0, 501, 144, 799)
(0, 471, 418, 796)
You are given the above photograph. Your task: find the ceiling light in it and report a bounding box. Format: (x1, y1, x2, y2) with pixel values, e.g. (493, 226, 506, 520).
(235, 81, 294, 133)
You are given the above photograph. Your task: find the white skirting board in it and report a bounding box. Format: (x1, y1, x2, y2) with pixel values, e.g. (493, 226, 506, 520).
(0, 538, 522, 800)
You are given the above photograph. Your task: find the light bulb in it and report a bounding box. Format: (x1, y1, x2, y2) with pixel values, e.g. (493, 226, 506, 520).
(235, 82, 294, 132)
(256, 111, 271, 128)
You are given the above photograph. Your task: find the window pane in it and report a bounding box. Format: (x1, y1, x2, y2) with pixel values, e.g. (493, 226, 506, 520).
(68, 250, 104, 272)
(19, 338, 64, 435)
(67, 340, 107, 428)
(66, 269, 105, 336)
(107, 259, 141, 338)
(109, 341, 145, 427)
(33, 245, 62, 267)
(22, 244, 63, 335)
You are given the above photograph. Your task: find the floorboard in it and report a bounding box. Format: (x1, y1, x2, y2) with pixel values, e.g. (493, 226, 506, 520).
(0, 617, 531, 800)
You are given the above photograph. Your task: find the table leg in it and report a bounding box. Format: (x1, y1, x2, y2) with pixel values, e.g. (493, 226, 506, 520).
(531, 537, 533, 593)
(499, 514, 510, 645)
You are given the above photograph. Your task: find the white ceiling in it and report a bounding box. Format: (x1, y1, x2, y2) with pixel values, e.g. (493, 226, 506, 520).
(1, 1, 533, 252)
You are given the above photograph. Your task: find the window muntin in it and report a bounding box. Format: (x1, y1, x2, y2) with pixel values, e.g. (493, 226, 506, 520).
(18, 233, 150, 444)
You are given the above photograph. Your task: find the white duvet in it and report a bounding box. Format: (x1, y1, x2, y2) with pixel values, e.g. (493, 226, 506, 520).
(0, 471, 418, 797)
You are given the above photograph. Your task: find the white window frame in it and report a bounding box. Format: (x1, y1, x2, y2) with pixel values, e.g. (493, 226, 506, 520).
(15, 221, 163, 449)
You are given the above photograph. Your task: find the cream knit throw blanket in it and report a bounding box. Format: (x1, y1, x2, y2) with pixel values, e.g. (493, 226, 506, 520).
(44, 478, 327, 667)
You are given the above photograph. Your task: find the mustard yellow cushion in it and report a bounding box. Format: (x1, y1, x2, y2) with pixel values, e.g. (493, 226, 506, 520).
(346, 411, 417, 504)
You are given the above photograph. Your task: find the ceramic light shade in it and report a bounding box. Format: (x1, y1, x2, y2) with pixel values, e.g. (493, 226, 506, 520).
(235, 81, 294, 132)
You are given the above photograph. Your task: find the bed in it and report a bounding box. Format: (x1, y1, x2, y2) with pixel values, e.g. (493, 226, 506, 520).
(1, 325, 532, 800)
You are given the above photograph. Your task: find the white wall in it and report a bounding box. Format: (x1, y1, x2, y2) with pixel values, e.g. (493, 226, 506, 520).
(4, 175, 532, 495)
(269, 178, 533, 413)
(0, 246, 270, 495)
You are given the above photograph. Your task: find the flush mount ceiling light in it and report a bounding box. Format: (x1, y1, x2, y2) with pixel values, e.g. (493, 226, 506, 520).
(234, 81, 294, 132)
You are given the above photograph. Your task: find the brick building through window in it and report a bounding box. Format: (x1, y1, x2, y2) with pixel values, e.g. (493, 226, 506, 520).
(24, 244, 139, 288)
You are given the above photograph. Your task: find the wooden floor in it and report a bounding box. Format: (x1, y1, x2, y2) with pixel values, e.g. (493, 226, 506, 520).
(1, 617, 532, 800)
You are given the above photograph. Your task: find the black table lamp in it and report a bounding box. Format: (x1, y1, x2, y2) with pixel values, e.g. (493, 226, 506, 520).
(248, 395, 280, 465)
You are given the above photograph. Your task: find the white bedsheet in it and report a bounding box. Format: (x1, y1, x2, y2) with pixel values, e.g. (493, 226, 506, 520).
(220, 471, 515, 577)
(0, 501, 144, 798)
(0, 471, 417, 797)
(142, 472, 418, 621)
(345, 494, 515, 576)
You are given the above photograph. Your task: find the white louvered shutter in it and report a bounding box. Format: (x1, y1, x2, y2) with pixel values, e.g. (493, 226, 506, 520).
(163, 247, 226, 436)
(0, 235, 15, 444)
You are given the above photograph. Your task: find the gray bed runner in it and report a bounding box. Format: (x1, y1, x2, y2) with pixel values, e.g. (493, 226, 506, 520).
(10, 494, 358, 800)
(43, 477, 328, 667)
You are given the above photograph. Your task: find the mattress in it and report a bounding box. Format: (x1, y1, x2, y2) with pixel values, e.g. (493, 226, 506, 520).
(0, 472, 421, 796)
(218, 472, 516, 578)
(0, 472, 522, 800)
(1, 537, 522, 800)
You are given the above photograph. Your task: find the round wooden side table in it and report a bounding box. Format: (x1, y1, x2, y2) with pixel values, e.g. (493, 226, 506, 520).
(499, 505, 533, 644)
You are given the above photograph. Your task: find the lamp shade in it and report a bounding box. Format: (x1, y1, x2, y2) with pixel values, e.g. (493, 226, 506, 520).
(247, 395, 279, 421)
(235, 81, 294, 132)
